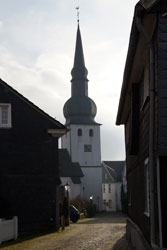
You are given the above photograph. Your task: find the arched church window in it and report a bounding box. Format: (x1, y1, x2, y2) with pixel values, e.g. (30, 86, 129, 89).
(89, 129, 93, 137)
(78, 128, 82, 136)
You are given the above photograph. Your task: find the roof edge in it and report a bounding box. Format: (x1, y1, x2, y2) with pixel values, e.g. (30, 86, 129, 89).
(0, 78, 67, 129)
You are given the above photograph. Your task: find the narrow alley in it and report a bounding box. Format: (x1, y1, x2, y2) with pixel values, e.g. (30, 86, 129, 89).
(1, 213, 131, 250)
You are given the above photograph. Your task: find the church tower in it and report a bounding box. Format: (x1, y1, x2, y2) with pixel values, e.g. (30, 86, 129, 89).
(62, 22, 102, 210)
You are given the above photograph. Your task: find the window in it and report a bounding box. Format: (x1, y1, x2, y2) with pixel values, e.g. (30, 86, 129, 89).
(108, 184, 111, 193)
(89, 129, 93, 137)
(144, 158, 150, 216)
(84, 144, 92, 152)
(108, 200, 112, 208)
(143, 65, 149, 103)
(78, 128, 82, 136)
(130, 83, 140, 155)
(105, 173, 108, 180)
(0, 104, 11, 128)
(103, 184, 105, 193)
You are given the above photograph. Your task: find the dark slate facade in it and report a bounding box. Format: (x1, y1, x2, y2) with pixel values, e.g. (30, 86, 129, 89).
(157, 15, 167, 248)
(0, 79, 67, 235)
(116, 1, 167, 249)
(158, 16, 167, 154)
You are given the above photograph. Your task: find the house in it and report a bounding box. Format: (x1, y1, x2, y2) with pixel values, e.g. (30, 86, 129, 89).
(61, 22, 102, 210)
(116, 0, 167, 249)
(59, 148, 84, 198)
(102, 161, 124, 212)
(0, 79, 67, 235)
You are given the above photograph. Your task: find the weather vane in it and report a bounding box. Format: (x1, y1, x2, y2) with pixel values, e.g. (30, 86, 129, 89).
(76, 6, 80, 23)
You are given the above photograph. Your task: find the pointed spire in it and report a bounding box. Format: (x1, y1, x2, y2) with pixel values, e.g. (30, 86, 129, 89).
(63, 20, 99, 126)
(71, 24, 88, 80)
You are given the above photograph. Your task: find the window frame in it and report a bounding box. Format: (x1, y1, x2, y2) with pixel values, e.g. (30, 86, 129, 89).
(0, 103, 12, 128)
(144, 158, 150, 217)
(78, 128, 82, 136)
(89, 129, 93, 137)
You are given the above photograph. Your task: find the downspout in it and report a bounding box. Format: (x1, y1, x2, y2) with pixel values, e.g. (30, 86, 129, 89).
(135, 5, 157, 249)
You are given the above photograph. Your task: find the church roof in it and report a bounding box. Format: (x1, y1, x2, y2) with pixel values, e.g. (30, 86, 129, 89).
(63, 24, 99, 126)
(102, 161, 125, 183)
(71, 24, 88, 81)
(59, 149, 84, 181)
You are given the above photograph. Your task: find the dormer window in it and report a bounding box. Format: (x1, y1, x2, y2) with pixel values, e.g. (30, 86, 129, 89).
(89, 129, 93, 137)
(0, 104, 12, 128)
(78, 128, 82, 136)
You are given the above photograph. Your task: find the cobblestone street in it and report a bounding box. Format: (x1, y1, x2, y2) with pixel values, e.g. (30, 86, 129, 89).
(1, 213, 129, 250)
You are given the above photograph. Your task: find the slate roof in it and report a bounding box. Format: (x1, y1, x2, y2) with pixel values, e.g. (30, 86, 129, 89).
(102, 161, 125, 183)
(0, 78, 67, 130)
(63, 24, 100, 126)
(59, 149, 84, 184)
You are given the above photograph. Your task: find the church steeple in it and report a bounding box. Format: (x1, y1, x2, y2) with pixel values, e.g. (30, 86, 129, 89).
(71, 24, 88, 85)
(63, 23, 99, 126)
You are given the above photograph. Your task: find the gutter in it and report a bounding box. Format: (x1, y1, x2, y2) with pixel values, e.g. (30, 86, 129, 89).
(135, 4, 158, 250)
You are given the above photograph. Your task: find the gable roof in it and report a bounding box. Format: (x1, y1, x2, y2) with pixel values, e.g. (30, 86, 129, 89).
(0, 78, 67, 130)
(59, 149, 84, 182)
(102, 161, 125, 183)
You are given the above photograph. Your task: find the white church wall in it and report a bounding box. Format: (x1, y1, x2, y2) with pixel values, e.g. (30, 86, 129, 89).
(63, 124, 101, 166)
(81, 166, 102, 211)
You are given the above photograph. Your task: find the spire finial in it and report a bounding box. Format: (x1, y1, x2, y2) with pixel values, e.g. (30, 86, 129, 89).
(76, 6, 79, 23)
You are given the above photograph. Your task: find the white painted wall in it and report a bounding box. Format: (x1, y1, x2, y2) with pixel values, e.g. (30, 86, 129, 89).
(61, 124, 101, 166)
(102, 182, 122, 212)
(102, 183, 116, 211)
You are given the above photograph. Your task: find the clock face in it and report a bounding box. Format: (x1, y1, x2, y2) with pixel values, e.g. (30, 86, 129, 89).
(84, 144, 92, 152)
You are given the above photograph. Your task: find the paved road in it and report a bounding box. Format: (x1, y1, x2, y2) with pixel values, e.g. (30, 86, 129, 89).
(2, 213, 127, 250)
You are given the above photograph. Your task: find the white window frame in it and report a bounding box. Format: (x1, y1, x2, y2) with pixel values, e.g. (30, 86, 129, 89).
(0, 103, 12, 128)
(144, 158, 150, 217)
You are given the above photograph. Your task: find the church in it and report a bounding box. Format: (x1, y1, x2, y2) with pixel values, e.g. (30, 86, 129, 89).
(61, 21, 103, 211)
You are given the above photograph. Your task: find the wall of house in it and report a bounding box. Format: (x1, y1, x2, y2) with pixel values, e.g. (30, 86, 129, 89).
(157, 15, 167, 248)
(102, 183, 122, 212)
(125, 56, 151, 243)
(0, 83, 61, 234)
(157, 16, 167, 154)
(102, 183, 116, 211)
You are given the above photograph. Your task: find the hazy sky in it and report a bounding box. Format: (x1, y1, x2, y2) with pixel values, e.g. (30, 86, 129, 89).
(0, 0, 137, 160)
